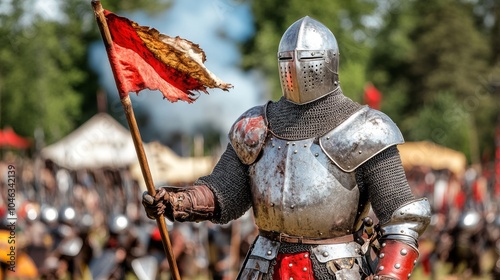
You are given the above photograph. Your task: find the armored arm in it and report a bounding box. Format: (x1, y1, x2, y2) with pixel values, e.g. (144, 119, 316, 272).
(356, 147, 431, 279)
(341, 110, 431, 279)
(375, 198, 431, 279)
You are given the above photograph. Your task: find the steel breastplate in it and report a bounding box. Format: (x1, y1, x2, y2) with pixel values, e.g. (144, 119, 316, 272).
(249, 135, 361, 238)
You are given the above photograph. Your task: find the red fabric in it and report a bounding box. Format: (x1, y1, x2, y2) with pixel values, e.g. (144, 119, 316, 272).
(151, 228, 162, 241)
(273, 252, 314, 280)
(104, 10, 199, 102)
(0, 127, 31, 149)
(364, 83, 382, 110)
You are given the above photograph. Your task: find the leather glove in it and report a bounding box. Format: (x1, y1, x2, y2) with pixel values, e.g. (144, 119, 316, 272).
(142, 188, 169, 220)
(142, 185, 215, 222)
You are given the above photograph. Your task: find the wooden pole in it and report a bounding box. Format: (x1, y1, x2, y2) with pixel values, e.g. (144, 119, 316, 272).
(91, 2, 181, 279)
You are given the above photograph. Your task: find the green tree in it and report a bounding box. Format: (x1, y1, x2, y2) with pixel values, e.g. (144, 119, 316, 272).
(368, 0, 495, 162)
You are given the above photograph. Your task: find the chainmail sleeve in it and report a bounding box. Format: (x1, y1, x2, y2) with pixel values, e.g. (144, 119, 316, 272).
(195, 144, 253, 224)
(356, 145, 415, 224)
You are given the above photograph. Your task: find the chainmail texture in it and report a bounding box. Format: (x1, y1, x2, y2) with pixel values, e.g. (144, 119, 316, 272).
(266, 88, 362, 139)
(356, 146, 415, 224)
(195, 144, 252, 224)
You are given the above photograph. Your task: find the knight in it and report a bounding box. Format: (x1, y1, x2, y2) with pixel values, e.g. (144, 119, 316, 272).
(143, 16, 431, 279)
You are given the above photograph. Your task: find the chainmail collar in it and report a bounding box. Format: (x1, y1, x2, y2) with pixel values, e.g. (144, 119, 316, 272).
(266, 87, 363, 140)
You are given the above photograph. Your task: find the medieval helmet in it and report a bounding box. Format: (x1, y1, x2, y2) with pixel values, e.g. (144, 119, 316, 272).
(278, 16, 340, 104)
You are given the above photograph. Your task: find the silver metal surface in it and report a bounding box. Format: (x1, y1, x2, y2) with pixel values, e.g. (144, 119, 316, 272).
(229, 105, 268, 164)
(320, 106, 404, 172)
(250, 136, 366, 238)
(248, 236, 280, 260)
(312, 242, 362, 263)
(380, 198, 432, 240)
(278, 16, 340, 104)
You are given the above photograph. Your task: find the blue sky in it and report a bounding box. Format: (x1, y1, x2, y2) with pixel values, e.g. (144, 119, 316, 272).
(88, 0, 268, 145)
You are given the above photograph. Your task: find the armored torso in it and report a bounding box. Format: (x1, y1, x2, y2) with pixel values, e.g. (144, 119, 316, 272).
(249, 135, 360, 238)
(229, 104, 404, 240)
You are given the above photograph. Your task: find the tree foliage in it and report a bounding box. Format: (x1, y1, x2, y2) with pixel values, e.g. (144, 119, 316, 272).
(245, 0, 500, 163)
(368, 0, 498, 162)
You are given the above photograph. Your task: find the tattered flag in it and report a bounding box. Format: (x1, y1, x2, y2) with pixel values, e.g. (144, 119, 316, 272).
(93, 3, 232, 102)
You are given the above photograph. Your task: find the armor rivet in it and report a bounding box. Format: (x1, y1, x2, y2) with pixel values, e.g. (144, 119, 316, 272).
(292, 143, 296, 146)
(400, 230, 405, 234)
(358, 150, 362, 154)
(322, 251, 329, 257)
(381, 242, 386, 247)
(303, 267, 307, 272)
(286, 142, 290, 145)
(315, 153, 319, 157)
(267, 250, 272, 256)
(270, 203, 274, 207)
(278, 146, 281, 150)
(401, 249, 408, 256)
(395, 263, 401, 269)
(326, 137, 330, 140)
(289, 263, 293, 267)
(290, 205, 295, 209)
(272, 143, 275, 147)
(304, 253, 309, 258)
(378, 266, 384, 271)
(290, 278, 294, 280)
(374, 277, 379, 280)
(408, 273, 411, 278)
(379, 253, 385, 258)
(294, 150, 298, 154)
(303, 144, 307, 148)
(413, 260, 417, 265)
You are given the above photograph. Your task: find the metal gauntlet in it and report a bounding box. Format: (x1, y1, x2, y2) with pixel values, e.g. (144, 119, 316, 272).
(375, 198, 431, 279)
(163, 185, 215, 222)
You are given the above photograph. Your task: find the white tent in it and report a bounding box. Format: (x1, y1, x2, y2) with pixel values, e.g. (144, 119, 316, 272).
(130, 141, 216, 189)
(41, 113, 138, 170)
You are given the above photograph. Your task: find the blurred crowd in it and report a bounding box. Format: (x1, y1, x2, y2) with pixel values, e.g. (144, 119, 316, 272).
(0, 153, 500, 279)
(0, 155, 257, 280)
(408, 163, 500, 279)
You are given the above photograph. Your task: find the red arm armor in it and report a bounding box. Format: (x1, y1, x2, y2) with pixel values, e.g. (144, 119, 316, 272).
(374, 239, 419, 280)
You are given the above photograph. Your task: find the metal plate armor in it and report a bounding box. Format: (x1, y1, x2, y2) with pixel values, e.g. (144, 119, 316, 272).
(249, 135, 364, 238)
(320, 106, 404, 172)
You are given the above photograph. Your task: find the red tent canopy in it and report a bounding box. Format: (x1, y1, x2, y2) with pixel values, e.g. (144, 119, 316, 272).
(0, 127, 31, 149)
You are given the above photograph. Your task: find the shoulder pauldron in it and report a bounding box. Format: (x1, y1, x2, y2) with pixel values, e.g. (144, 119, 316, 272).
(319, 106, 404, 172)
(228, 104, 268, 165)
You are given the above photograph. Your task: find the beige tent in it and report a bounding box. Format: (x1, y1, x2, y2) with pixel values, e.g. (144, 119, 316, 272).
(41, 113, 137, 170)
(397, 141, 467, 177)
(130, 141, 217, 189)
